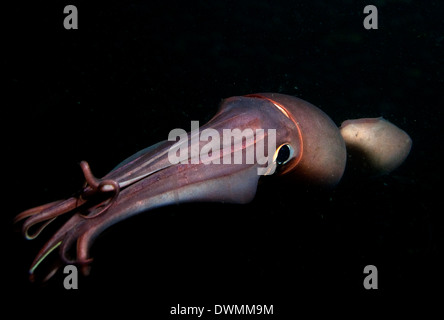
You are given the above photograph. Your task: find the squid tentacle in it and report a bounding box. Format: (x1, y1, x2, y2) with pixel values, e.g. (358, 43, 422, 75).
(13, 200, 64, 223)
(15, 161, 120, 240)
(78, 161, 121, 219)
(15, 161, 123, 278)
(27, 214, 84, 279)
(18, 197, 80, 240)
(14, 93, 412, 283)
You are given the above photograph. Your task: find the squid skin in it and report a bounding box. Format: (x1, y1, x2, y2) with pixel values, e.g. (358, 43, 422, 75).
(14, 93, 411, 280)
(340, 117, 412, 175)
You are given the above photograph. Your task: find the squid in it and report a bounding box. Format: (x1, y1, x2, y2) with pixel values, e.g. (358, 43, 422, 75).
(15, 93, 412, 281)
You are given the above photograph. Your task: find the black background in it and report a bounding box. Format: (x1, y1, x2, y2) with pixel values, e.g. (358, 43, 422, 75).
(3, 0, 443, 317)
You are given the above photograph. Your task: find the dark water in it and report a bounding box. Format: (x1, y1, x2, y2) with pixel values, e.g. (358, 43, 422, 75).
(4, 0, 443, 316)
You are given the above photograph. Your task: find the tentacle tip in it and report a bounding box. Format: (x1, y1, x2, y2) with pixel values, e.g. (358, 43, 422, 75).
(24, 226, 38, 240)
(79, 258, 93, 274)
(80, 265, 92, 276)
(24, 234, 36, 241)
(13, 212, 32, 225)
(79, 160, 89, 168)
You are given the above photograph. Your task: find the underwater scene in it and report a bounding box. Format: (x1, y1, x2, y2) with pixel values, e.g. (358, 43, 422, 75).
(4, 0, 443, 316)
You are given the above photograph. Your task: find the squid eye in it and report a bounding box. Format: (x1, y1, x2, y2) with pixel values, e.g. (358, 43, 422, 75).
(275, 143, 294, 165)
